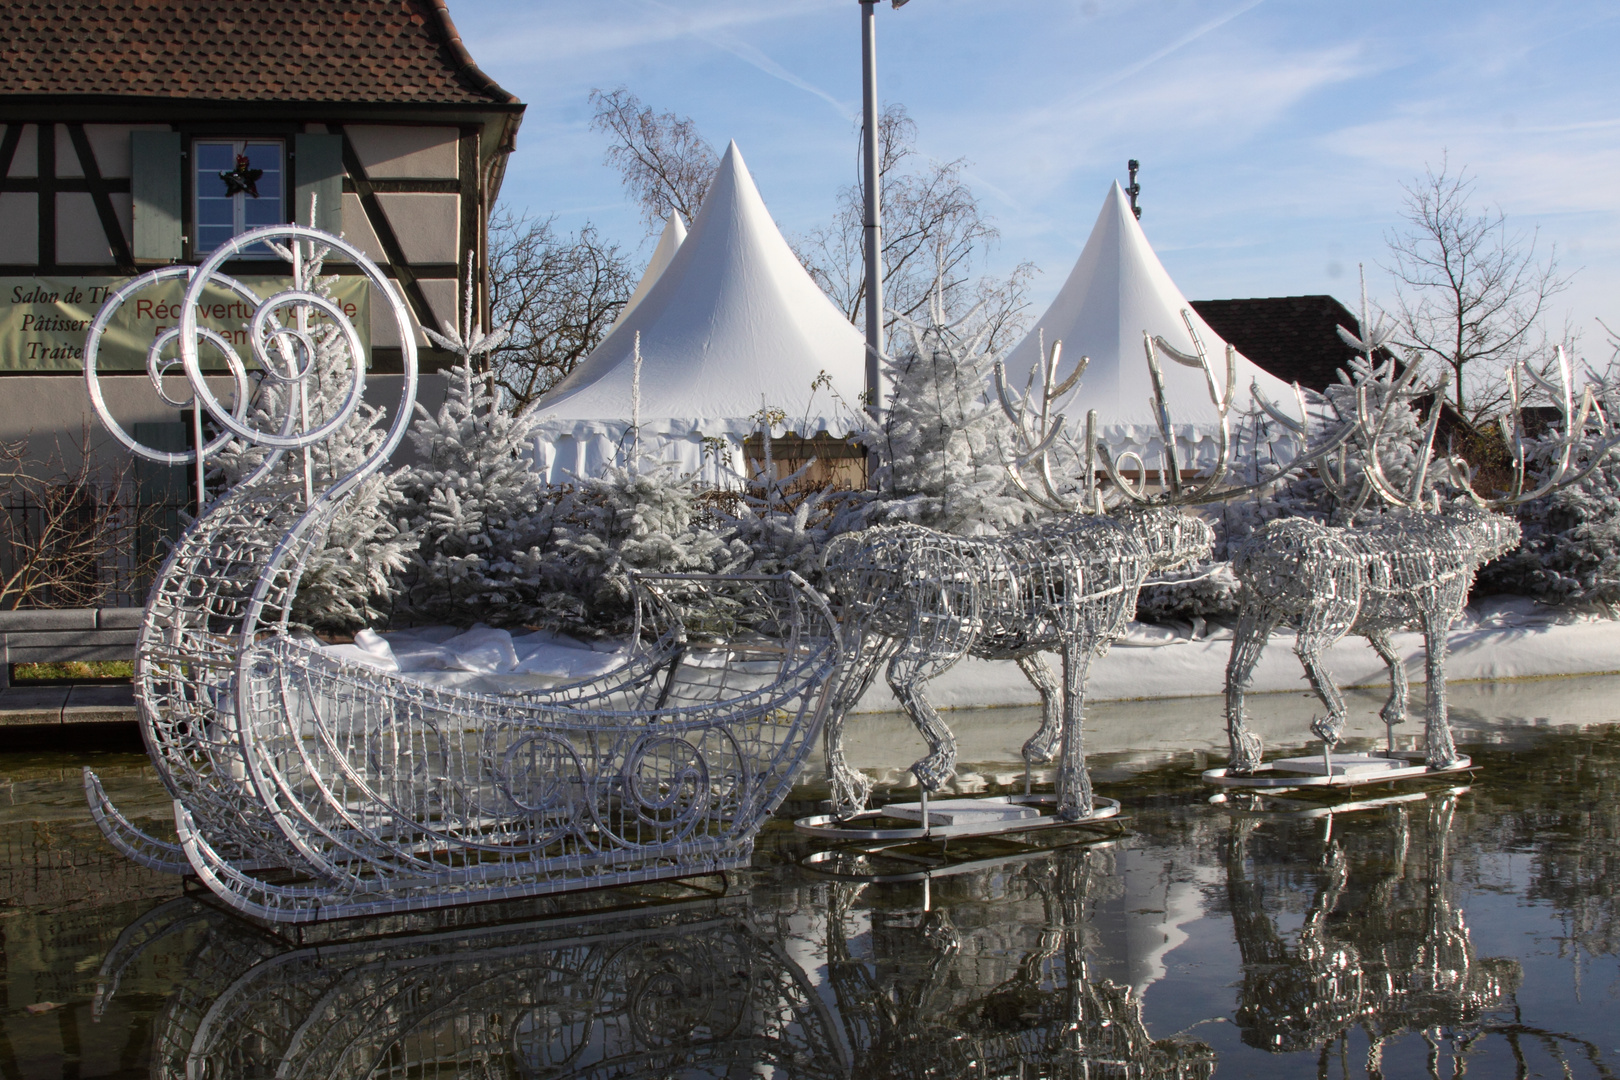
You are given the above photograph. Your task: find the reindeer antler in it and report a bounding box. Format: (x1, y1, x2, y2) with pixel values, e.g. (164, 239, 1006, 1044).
(1442, 346, 1620, 509)
(994, 332, 1096, 513)
(1101, 310, 1358, 508)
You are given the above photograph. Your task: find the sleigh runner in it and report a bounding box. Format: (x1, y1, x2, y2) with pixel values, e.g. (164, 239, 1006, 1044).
(81, 224, 843, 921)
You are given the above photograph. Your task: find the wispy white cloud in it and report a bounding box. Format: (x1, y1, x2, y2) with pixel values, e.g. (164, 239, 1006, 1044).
(680, 26, 855, 119)
(1070, 0, 1270, 104)
(463, 0, 844, 66)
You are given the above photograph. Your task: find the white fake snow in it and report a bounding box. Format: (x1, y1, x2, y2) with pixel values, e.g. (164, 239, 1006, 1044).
(322, 625, 630, 694)
(851, 594, 1620, 713)
(320, 595, 1620, 707)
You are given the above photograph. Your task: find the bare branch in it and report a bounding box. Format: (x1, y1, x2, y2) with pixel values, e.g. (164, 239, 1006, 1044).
(1382, 154, 1574, 422)
(485, 211, 635, 412)
(0, 434, 153, 609)
(793, 104, 1031, 352)
(589, 86, 718, 234)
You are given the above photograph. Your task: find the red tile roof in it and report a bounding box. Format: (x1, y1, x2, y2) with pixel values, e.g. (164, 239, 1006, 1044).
(0, 0, 518, 105)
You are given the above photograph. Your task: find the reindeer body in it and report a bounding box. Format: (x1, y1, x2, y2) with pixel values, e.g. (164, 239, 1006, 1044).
(824, 506, 1212, 820)
(1224, 506, 1521, 772)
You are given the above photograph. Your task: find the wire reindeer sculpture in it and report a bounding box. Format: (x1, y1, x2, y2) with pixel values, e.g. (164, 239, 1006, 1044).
(822, 312, 1332, 823)
(1224, 331, 1620, 777)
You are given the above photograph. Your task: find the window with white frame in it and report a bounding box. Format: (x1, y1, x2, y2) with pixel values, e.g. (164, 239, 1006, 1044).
(194, 139, 284, 256)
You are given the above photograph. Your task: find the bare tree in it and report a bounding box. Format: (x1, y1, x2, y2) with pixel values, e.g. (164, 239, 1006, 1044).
(589, 86, 719, 233)
(796, 104, 1035, 355)
(1384, 156, 1573, 421)
(0, 434, 146, 609)
(485, 212, 635, 412)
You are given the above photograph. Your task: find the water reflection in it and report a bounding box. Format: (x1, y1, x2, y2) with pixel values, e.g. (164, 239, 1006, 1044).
(96, 899, 842, 1079)
(824, 848, 1217, 1078)
(5, 711, 1620, 1078)
(1223, 790, 1516, 1063)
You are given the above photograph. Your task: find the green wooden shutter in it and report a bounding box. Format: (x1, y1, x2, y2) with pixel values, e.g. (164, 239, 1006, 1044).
(293, 134, 344, 233)
(130, 131, 182, 262)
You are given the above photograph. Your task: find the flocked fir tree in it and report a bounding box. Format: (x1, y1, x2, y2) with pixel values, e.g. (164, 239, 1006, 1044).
(869, 280, 1032, 536)
(392, 272, 566, 627)
(535, 334, 750, 631)
(209, 232, 414, 632)
(1475, 361, 1620, 610)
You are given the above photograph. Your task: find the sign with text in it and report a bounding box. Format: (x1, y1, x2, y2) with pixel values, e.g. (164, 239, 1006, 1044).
(0, 275, 370, 373)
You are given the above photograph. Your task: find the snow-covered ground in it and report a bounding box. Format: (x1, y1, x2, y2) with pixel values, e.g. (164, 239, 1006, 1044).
(851, 594, 1620, 713)
(322, 624, 632, 693)
(322, 594, 1620, 711)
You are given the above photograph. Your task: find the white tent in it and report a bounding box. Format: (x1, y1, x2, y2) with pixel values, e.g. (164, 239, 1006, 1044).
(604, 211, 686, 338)
(529, 142, 867, 485)
(1003, 181, 1298, 469)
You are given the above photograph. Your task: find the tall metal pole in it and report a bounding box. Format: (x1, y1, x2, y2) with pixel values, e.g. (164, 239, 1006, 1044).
(860, 0, 884, 422)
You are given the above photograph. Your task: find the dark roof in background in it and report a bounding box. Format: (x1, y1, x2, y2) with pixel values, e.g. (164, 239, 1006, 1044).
(0, 0, 518, 105)
(1190, 295, 1387, 393)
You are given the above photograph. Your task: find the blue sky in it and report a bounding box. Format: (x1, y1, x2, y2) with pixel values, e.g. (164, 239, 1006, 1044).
(453, 0, 1620, 358)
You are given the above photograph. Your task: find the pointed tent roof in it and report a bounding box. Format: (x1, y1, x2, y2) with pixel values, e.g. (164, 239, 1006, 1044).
(1004, 181, 1297, 456)
(603, 211, 686, 339)
(531, 142, 865, 439)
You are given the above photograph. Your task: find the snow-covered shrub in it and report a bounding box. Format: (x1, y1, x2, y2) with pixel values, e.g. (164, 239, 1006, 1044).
(538, 461, 749, 631)
(1134, 560, 1243, 623)
(1474, 381, 1620, 609)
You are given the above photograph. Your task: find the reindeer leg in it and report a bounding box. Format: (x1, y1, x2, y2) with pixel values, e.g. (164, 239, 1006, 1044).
(823, 702, 873, 820)
(1224, 608, 1278, 774)
(1055, 641, 1096, 821)
(1016, 653, 1063, 766)
(1298, 628, 1349, 755)
(1364, 628, 1407, 754)
(1420, 611, 1460, 769)
(823, 631, 888, 818)
(886, 650, 961, 793)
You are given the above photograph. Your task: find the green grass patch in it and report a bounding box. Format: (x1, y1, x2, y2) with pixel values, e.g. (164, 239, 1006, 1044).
(11, 660, 133, 683)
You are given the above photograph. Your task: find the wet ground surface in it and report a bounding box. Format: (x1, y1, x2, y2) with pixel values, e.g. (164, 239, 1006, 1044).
(1, 679, 1617, 1078)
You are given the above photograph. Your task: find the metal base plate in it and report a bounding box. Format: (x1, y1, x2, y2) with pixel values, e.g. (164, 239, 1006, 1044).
(794, 794, 1122, 842)
(1202, 752, 1473, 790)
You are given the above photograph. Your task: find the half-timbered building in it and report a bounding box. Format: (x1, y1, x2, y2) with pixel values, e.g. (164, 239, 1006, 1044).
(0, 0, 523, 467)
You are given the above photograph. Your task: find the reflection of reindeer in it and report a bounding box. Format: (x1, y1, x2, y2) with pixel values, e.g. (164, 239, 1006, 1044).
(1225, 818, 1366, 1052)
(1224, 791, 1516, 1066)
(825, 319, 1303, 821)
(1226, 348, 1619, 773)
(824, 848, 1216, 1078)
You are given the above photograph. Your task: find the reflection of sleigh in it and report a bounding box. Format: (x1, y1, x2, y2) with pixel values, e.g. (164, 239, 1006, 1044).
(81, 225, 842, 921)
(96, 897, 845, 1079)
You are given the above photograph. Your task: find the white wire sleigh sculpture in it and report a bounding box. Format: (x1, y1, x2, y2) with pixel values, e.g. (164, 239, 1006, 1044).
(79, 224, 843, 922)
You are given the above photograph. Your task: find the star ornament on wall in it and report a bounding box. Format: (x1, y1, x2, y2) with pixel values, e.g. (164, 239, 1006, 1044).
(220, 154, 264, 198)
